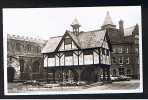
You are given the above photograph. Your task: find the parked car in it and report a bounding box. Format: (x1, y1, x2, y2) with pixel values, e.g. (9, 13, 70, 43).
(100, 75, 131, 82)
(23, 80, 42, 86)
(76, 81, 87, 86)
(118, 75, 131, 81)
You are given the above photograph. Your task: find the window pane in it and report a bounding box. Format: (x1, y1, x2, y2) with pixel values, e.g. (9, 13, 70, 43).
(48, 54, 55, 58)
(65, 38, 72, 45)
(102, 48, 105, 55)
(65, 52, 73, 56)
(106, 49, 109, 56)
(83, 50, 93, 55)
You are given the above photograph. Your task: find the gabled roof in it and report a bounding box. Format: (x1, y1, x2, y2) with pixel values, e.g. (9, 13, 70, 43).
(124, 26, 136, 36)
(102, 11, 114, 26)
(42, 29, 108, 53)
(77, 30, 106, 49)
(41, 36, 62, 53)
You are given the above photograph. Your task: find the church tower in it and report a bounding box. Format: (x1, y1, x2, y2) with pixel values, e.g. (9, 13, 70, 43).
(101, 11, 116, 29)
(71, 18, 81, 36)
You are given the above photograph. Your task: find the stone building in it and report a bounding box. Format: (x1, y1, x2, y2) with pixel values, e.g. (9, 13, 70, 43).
(42, 18, 112, 83)
(7, 34, 46, 81)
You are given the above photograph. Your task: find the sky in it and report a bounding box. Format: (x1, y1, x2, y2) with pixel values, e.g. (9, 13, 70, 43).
(3, 6, 141, 40)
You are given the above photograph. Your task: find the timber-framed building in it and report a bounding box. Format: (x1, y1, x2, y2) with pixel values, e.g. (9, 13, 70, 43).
(42, 18, 112, 83)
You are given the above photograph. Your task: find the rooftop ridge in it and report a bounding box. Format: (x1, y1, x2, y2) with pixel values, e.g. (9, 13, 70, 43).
(7, 33, 45, 43)
(124, 25, 136, 29)
(50, 35, 63, 38)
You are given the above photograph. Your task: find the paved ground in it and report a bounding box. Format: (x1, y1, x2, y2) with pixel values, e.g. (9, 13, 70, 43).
(83, 80, 140, 90)
(7, 80, 140, 94)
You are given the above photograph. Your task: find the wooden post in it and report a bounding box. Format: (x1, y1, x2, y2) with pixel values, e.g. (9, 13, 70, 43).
(46, 56, 48, 83)
(53, 69, 55, 83)
(107, 67, 111, 82)
(103, 67, 106, 82)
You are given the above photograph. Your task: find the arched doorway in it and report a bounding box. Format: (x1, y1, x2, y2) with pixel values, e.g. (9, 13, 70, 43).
(55, 68, 79, 82)
(8, 56, 20, 80)
(7, 66, 15, 82)
(63, 69, 79, 82)
(32, 61, 40, 72)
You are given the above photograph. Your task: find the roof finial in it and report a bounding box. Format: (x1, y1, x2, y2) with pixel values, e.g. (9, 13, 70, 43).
(71, 17, 81, 26)
(101, 11, 116, 29)
(102, 11, 114, 26)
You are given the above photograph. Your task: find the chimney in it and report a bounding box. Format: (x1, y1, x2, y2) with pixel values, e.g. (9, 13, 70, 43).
(135, 24, 139, 35)
(119, 20, 124, 36)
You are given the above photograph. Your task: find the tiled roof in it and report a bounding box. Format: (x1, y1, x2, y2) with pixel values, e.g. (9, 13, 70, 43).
(42, 29, 106, 53)
(78, 30, 106, 49)
(124, 26, 135, 36)
(41, 36, 62, 53)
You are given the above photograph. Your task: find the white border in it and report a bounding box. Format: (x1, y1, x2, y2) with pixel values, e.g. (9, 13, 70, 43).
(3, 6, 143, 95)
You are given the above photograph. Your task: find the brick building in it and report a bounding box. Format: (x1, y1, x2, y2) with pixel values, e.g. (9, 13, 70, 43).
(101, 12, 139, 79)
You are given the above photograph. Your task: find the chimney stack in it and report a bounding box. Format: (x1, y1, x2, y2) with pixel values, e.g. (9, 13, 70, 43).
(119, 20, 124, 36)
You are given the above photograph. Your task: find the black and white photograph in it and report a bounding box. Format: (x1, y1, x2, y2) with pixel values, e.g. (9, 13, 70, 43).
(3, 6, 142, 95)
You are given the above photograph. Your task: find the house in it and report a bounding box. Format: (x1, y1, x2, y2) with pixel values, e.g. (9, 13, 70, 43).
(42, 18, 112, 83)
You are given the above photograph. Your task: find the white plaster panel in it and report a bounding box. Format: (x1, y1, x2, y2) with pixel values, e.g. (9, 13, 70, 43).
(79, 53, 83, 65)
(60, 55, 64, 66)
(94, 52, 99, 64)
(55, 56, 59, 66)
(73, 53, 78, 65)
(44, 56, 48, 67)
(84, 55, 93, 65)
(65, 56, 73, 65)
(65, 44, 71, 50)
(48, 57, 55, 67)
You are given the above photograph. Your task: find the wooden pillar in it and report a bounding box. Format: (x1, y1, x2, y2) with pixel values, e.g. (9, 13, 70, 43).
(78, 51, 80, 82)
(46, 57, 48, 82)
(103, 67, 106, 81)
(53, 69, 55, 83)
(107, 67, 111, 81)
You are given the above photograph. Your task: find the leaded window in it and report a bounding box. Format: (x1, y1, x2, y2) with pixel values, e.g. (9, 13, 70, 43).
(83, 50, 93, 55)
(125, 57, 129, 64)
(119, 56, 123, 64)
(64, 38, 72, 45)
(119, 68, 125, 75)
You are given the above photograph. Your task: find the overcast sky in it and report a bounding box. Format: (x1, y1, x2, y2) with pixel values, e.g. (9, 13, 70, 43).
(3, 6, 141, 40)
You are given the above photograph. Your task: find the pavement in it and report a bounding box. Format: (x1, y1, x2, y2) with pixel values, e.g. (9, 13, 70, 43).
(7, 80, 140, 94)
